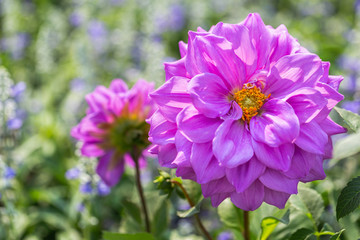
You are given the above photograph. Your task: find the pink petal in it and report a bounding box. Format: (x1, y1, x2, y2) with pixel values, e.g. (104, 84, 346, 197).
(295, 121, 328, 155)
(252, 140, 294, 171)
(96, 151, 125, 187)
(211, 22, 257, 77)
(190, 142, 225, 184)
(259, 169, 299, 194)
(300, 152, 326, 182)
(157, 143, 177, 168)
(109, 79, 128, 93)
(186, 32, 246, 89)
(226, 157, 265, 193)
(250, 98, 299, 147)
(263, 187, 291, 209)
(201, 177, 235, 197)
(81, 142, 105, 157)
(164, 58, 188, 81)
(285, 87, 327, 124)
(179, 41, 188, 58)
(231, 180, 264, 211)
(283, 148, 310, 179)
(264, 53, 323, 98)
(177, 105, 221, 143)
(147, 110, 177, 145)
(188, 73, 231, 118)
(150, 76, 192, 122)
(320, 117, 346, 135)
(213, 120, 253, 168)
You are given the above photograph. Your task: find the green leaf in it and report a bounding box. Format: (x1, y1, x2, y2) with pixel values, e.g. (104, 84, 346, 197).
(336, 176, 360, 220)
(334, 107, 360, 132)
(152, 198, 168, 237)
(291, 187, 324, 223)
(103, 232, 155, 240)
(122, 199, 142, 224)
(177, 196, 204, 218)
(329, 229, 345, 240)
(217, 199, 243, 231)
(289, 228, 314, 240)
(260, 210, 290, 240)
(332, 131, 360, 162)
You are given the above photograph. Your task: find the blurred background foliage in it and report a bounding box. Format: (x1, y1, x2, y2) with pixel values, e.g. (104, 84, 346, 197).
(1, 0, 360, 239)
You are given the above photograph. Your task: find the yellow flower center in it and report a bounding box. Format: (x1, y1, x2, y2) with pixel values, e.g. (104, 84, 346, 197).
(234, 84, 270, 123)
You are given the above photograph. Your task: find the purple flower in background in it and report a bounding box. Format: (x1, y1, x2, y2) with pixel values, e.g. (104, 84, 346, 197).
(65, 167, 81, 179)
(4, 167, 16, 180)
(71, 79, 156, 187)
(0, 33, 30, 60)
(87, 20, 108, 53)
(155, 3, 185, 34)
(69, 12, 83, 27)
(79, 182, 93, 194)
(97, 181, 111, 196)
(77, 203, 85, 212)
(70, 78, 87, 92)
(342, 100, 360, 114)
(218, 231, 233, 240)
(11, 82, 26, 101)
(148, 13, 346, 211)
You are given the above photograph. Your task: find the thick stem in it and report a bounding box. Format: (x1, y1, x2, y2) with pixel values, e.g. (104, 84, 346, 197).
(134, 158, 151, 233)
(243, 211, 250, 240)
(170, 180, 213, 240)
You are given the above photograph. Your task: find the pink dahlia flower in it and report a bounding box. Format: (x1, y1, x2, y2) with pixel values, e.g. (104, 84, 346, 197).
(147, 13, 346, 211)
(72, 79, 155, 187)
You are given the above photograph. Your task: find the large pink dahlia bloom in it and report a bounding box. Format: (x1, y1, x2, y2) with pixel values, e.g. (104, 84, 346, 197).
(72, 79, 155, 187)
(147, 13, 346, 211)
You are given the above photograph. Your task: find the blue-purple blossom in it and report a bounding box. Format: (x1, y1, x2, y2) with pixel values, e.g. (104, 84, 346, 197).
(65, 167, 81, 179)
(4, 167, 16, 180)
(79, 182, 93, 194)
(217, 231, 233, 240)
(97, 181, 111, 196)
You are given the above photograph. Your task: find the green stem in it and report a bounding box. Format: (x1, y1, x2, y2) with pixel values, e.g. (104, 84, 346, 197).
(134, 157, 151, 233)
(243, 211, 250, 240)
(170, 180, 213, 240)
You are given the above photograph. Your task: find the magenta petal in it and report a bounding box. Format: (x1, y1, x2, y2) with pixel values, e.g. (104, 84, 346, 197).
(174, 131, 192, 164)
(213, 120, 253, 168)
(320, 117, 346, 135)
(186, 33, 246, 89)
(147, 110, 177, 145)
(259, 169, 298, 194)
(188, 73, 231, 118)
(96, 151, 125, 187)
(241, 13, 274, 70)
(201, 177, 235, 197)
(124, 153, 147, 169)
(300, 152, 326, 182)
(295, 121, 328, 155)
(315, 82, 344, 113)
(150, 76, 192, 122)
(210, 193, 231, 207)
(211, 22, 257, 77)
(179, 41, 188, 58)
(190, 142, 225, 184)
(85, 86, 113, 114)
(109, 79, 128, 93)
(327, 75, 343, 91)
(177, 105, 221, 143)
(252, 140, 294, 171)
(250, 99, 299, 147)
(231, 180, 264, 211)
(157, 143, 177, 168)
(263, 188, 291, 209)
(226, 157, 265, 193)
(264, 53, 323, 98)
(285, 87, 327, 124)
(222, 101, 243, 120)
(81, 142, 105, 157)
(164, 58, 188, 81)
(283, 148, 310, 179)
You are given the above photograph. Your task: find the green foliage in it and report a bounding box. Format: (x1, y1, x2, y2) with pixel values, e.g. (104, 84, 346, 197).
(177, 196, 204, 218)
(260, 210, 289, 240)
(334, 107, 360, 132)
(103, 232, 155, 240)
(289, 228, 315, 240)
(336, 176, 360, 220)
(218, 199, 244, 231)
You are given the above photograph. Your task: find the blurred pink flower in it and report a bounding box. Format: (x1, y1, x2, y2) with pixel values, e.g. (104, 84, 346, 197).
(72, 79, 155, 187)
(148, 13, 346, 210)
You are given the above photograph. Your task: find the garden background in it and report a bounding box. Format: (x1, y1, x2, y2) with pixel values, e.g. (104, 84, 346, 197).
(1, 0, 360, 239)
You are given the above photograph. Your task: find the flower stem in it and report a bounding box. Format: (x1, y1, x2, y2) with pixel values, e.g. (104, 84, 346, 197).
(170, 180, 213, 240)
(134, 158, 151, 233)
(243, 211, 250, 240)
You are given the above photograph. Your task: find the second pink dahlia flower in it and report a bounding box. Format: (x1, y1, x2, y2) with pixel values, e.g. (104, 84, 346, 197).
(72, 79, 155, 187)
(147, 13, 346, 211)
